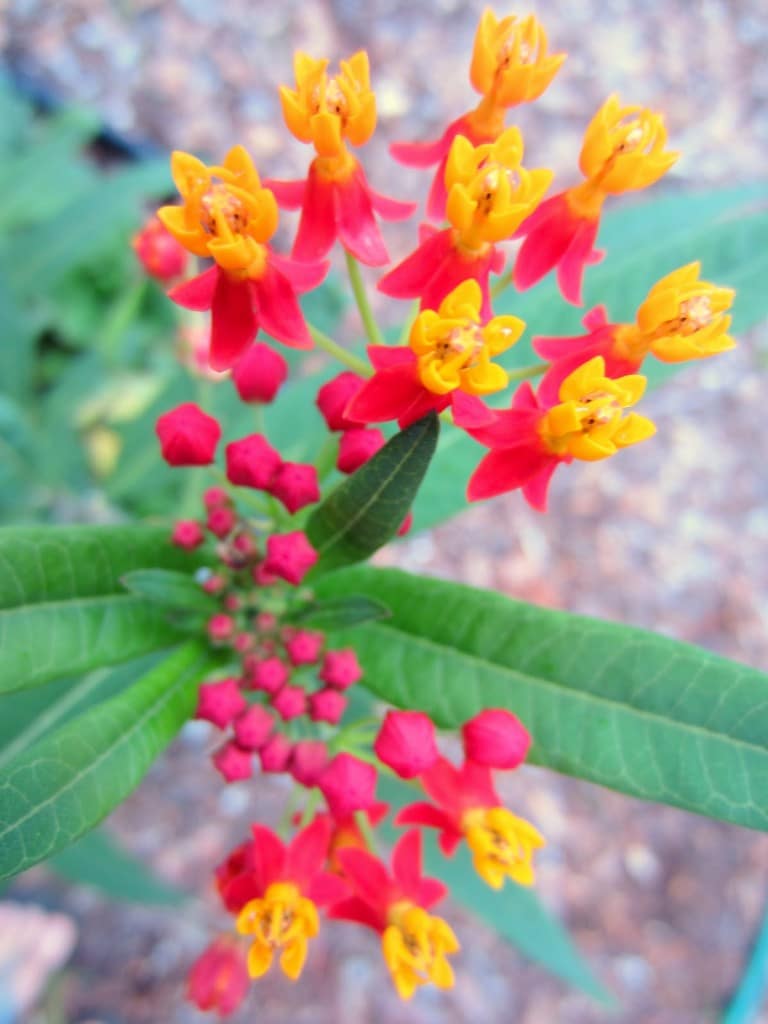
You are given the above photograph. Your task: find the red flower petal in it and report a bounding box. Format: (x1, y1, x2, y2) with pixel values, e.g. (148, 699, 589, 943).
(391, 831, 426, 897)
(264, 177, 306, 210)
(368, 188, 417, 222)
(345, 363, 424, 424)
(269, 249, 328, 293)
(378, 228, 453, 299)
(286, 817, 332, 889)
(390, 135, 451, 168)
(168, 266, 219, 311)
(395, 801, 458, 835)
(419, 757, 464, 811)
(521, 460, 559, 512)
(336, 168, 390, 267)
(450, 390, 495, 428)
(252, 264, 312, 349)
(397, 389, 445, 429)
(209, 274, 259, 371)
(467, 445, 556, 502)
(335, 847, 391, 909)
(466, 406, 541, 448)
(327, 896, 385, 932)
(367, 344, 413, 371)
(557, 216, 601, 305)
(249, 825, 286, 892)
(425, 152, 451, 222)
(292, 165, 338, 263)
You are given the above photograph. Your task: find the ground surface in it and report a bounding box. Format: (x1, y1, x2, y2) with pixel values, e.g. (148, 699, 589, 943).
(3, 1, 768, 1022)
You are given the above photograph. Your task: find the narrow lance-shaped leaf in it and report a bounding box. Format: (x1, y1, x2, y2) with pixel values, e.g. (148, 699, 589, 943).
(318, 567, 768, 832)
(306, 412, 438, 575)
(0, 641, 215, 880)
(121, 568, 217, 614)
(286, 594, 391, 631)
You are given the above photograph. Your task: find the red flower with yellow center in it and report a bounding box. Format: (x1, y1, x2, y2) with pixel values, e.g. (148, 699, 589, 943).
(158, 146, 327, 371)
(380, 128, 551, 315)
(329, 830, 460, 1000)
(346, 279, 524, 428)
(396, 756, 545, 890)
(267, 51, 415, 266)
(514, 94, 680, 305)
(216, 818, 346, 983)
(466, 356, 656, 509)
(392, 10, 565, 220)
(534, 262, 736, 404)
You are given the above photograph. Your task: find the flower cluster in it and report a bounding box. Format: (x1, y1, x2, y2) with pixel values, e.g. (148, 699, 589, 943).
(137, 4, 739, 1012)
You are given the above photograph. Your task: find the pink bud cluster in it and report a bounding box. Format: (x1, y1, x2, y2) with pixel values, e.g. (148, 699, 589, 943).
(316, 371, 386, 475)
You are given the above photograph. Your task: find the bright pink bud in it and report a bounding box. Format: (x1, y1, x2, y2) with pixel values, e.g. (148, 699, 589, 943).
(285, 629, 325, 667)
(398, 511, 414, 536)
(319, 752, 377, 818)
(212, 741, 253, 782)
(271, 684, 307, 721)
(232, 342, 289, 404)
(232, 532, 258, 559)
(133, 216, 187, 283)
(171, 520, 205, 550)
(224, 594, 241, 612)
(256, 612, 277, 631)
(187, 936, 249, 1016)
(233, 704, 274, 750)
(252, 561, 279, 586)
(259, 732, 293, 773)
(461, 709, 531, 770)
(233, 632, 254, 653)
(156, 403, 221, 467)
(318, 649, 362, 690)
(337, 427, 386, 474)
(308, 687, 347, 725)
(207, 614, 235, 643)
(196, 677, 247, 728)
(206, 506, 237, 539)
(202, 573, 226, 594)
(263, 531, 318, 586)
(225, 434, 282, 490)
(204, 486, 230, 510)
(250, 656, 289, 695)
(374, 710, 439, 779)
(316, 371, 366, 431)
(270, 462, 320, 514)
(290, 739, 329, 787)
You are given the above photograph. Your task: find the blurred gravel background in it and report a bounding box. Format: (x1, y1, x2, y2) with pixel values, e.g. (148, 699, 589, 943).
(3, 0, 768, 1022)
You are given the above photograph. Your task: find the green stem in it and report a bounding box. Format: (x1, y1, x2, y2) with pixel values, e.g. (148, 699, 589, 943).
(345, 251, 386, 348)
(101, 276, 148, 364)
(308, 323, 371, 377)
(506, 362, 549, 384)
(354, 809, 378, 853)
(490, 271, 512, 300)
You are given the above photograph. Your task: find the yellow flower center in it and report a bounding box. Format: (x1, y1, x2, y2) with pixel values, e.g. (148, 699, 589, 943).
(461, 806, 545, 890)
(236, 882, 319, 981)
(538, 356, 655, 461)
(199, 185, 249, 237)
(381, 902, 459, 1000)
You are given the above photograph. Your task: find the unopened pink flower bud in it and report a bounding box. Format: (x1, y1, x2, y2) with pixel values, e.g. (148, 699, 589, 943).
(374, 710, 439, 779)
(461, 709, 531, 770)
(308, 688, 346, 725)
(232, 532, 258, 559)
(225, 434, 282, 490)
(202, 573, 226, 594)
(171, 520, 205, 550)
(252, 561, 279, 587)
(263, 531, 318, 586)
(285, 629, 325, 667)
(233, 704, 274, 750)
(270, 462, 320, 514)
(250, 656, 289, 695)
(206, 506, 237, 539)
(212, 741, 253, 782)
(290, 740, 329, 787)
(156, 403, 221, 466)
(256, 612, 277, 632)
(319, 753, 377, 818)
(316, 371, 366, 431)
(232, 342, 289, 404)
(133, 216, 188, 283)
(271, 684, 307, 721)
(207, 614, 235, 643)
(259, 732, 293, 773)
(233, 632, 254, 653)
(203, 486, 230, 510)
(196, 677, 246, 728)
(337, 427, 386, 474)
(318, 649, 362, 690)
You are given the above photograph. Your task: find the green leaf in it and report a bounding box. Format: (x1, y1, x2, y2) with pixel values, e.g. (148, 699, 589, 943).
(49, 827, 186, 905)
(0, 641, 213, 880)
(306, 413, 439, 575)
(287, 594, 391, 631)
(0, 525, 214, 693)
(377, 776, 609, 1000)
(121, 568, 217, 614)
(317, 567, 768, 832)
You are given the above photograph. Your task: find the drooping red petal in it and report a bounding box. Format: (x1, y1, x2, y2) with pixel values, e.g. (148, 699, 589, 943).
(466, 406, 541, 448)
(513, 193, 580, 294)
(335, 847, 392, 911)
(450, 390, 495, 428)
(264, 177, 306, 210)
(426, 152, 450, 223)
(467, 445, 556, 502)
(521, 460, 559, 512)
(286, 817, 332, 889)
(250, 825, 286, 892)
(252, 264, 312, 349)
(532, 332, 602, 361)
(168, 266, 219, 311)
(418, 757, 464, 813)
(537, 345, 606, 406)
(367, 344, 414, 371)
(583, 305, 609, 331)
(326, 896, 385, 932)
(419, 243, 500, 319)
(557, 215, 601, 305)
(378, 228, 454, 300)
(394, 802, 457, 835)
(292, 164, 338, 263)
(438, 830, 463, 856)
(369, 188, 417, 222)
(269, 249, 328, 293)
(308, 871, 350, 908)
(459, 759, 500, 807)
(390, 133, 452, 169)
(345, 364, 425, 424)
(417, 876, 449, 909)
(398, 389, 444, 429)
(336, 168, 390, 266)
(209, 273, 259, 371)
(392, 830, 447, 908)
